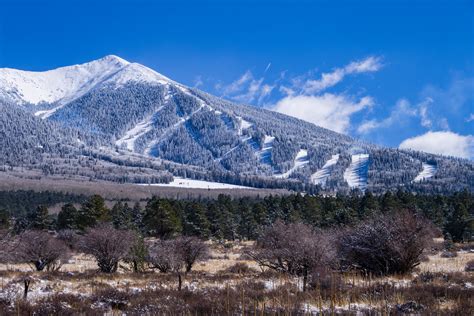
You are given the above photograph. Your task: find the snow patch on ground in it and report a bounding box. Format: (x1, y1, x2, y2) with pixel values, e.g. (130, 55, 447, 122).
(311, 154, 340, 186)
(413, 162, 437, 182)
(137, 177, 254, 189)
(236, 116, 253, 135)
(258, 135, 275, 165)
(343, 154, 370, 191)
(274, 149, 309, 179)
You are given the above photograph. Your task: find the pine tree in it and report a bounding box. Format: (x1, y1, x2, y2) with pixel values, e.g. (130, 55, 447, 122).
(57, 203, 78, 230)
(143, 198, 182, 238)
(111, 202, 134, 230)
(184, 202, 210, 238)
(444, 205, 470, 242)
(28, 205, 50, 230)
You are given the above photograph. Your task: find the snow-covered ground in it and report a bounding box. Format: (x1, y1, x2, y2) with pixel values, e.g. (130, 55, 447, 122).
(343, 154, 370, 190)
(116, 106, 164, 151)
(1, 55, 128, 106)
(0, 55, 175, 119)
(413, 162, 437, 182)
(137, 177, 254, 189)
(258, 135, 275, 165)
(274, 149, 309, 179)
(311, 154, 340, 186)
(236, 116, 253, 135)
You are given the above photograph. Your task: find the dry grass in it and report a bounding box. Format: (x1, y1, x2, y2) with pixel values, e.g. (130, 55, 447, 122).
(418, 251, 474, 273)
(1, 240, 473, 315)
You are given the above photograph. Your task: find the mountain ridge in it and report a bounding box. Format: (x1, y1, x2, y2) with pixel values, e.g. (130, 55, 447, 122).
(0, 55, 472, 194)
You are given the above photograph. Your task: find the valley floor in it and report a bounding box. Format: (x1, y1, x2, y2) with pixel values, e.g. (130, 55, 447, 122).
(0, 240, 473, 315)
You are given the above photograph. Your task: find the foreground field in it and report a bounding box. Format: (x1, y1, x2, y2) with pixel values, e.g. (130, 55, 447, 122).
(1, 241, 473, 315)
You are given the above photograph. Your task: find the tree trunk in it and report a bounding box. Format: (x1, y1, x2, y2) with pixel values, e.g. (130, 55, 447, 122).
(303, 269, 308, 292)
(23, 278, 31, 300)
(177, 273, 182, 291)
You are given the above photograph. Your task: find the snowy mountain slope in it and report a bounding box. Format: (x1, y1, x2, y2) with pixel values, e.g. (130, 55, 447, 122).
(413, 162, 437, 182)
(1, 55, 473, 194)
(344, 154, 370, 191)
(0, 55, 129, 106)
(274, 149, 309, 179)
(311, 154, 340, 185)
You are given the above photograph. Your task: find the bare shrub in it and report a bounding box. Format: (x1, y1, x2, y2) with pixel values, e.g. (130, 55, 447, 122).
(148, 239, 186, 290)
(11, 230, 70, 271)
(57, 229, 79, 250)
(338, 211, 434, 275)
(147, 236, 208, 290)
(177, 236, 209, 273)
(224, 262, 257, 274)
(78, 224, 135, 273)
(248, 220, 334, 291)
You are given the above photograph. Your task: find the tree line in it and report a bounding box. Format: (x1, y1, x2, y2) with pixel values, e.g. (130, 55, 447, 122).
(1, 189, 472, 242)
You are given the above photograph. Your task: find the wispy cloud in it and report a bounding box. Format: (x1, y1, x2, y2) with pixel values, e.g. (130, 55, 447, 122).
(216, 70, 275, 105)
(264, 62, 272, 73)
(357, 98, 417, 134)
(193, 75, 204, 88)
(214, 56, 383, 133)
(399, 131, 474, 159)
(467, 113, 474, 122)
(301, 56, 383, 94)
(271, 56, 382, 133)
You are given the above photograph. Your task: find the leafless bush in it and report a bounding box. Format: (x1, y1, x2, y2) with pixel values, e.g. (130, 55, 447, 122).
(78, 224, 135, 273)
(338, 211, 434, 275)
(248, 220, 335, 291)
(57, 229, 79, 250)
(147, 236, 208, 290)
(10, 230, 70, 271)
(148, 239, 186, 290)
(224, 262, 257, 274)
(177, 236, 209, 273)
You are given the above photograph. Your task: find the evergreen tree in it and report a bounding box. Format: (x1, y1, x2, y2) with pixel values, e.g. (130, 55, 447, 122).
(143, 198, 182, 238)
(237, 201, 258, 239)
(444, 205, 470, 242)
(28, 205, 50, 230)
(57, 203, 78, 230)
(184, 202, 210, 238)
(0, 209, 10, 229)
(111, 202, 134, 230)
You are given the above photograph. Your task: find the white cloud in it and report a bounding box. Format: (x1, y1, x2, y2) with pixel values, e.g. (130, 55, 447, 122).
(399, 131, 474, 159)
(273, 93, 373, 134)
(222, 70, 253, 95)
(302, 56, 382, 94)
(418, 97, 433, 128)
(467, 113, 474, 122)
(193, 75, 203, 88)
(217, 70, 273, 105)
(357, 98, 416, 134)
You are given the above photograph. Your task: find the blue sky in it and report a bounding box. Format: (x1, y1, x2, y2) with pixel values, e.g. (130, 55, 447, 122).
(1, 0, 473, 158)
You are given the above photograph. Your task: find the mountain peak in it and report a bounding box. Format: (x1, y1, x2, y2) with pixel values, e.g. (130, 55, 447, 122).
(0, 55, 172, 106)
(95, 55, 130, 67)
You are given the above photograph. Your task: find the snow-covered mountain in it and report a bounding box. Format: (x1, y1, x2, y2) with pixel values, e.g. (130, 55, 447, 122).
(1, 56, 472, 194)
